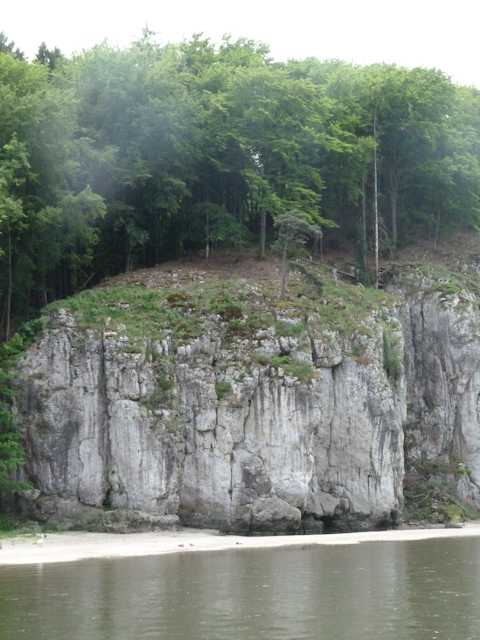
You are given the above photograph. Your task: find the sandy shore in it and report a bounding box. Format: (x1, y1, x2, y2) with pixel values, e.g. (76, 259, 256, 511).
(1, 524, 480, 566)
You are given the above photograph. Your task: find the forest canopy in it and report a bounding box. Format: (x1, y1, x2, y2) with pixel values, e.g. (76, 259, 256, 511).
(1, 30, 480, 337)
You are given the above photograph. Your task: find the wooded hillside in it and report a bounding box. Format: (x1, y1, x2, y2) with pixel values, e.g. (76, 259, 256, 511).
(1, 30, 480, 337)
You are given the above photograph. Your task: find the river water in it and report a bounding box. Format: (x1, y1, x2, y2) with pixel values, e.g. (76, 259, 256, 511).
(1, 537, 480, 639)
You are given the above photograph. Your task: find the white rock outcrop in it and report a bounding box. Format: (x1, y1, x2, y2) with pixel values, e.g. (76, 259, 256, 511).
(15, 305, 407, 532)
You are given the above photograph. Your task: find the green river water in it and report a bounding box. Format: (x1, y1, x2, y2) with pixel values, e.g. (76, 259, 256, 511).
(1, 537, 480, 639)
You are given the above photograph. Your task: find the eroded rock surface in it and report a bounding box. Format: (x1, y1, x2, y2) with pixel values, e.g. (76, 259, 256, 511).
(15, 306, 406, 533)
(401, 288, 480, 507)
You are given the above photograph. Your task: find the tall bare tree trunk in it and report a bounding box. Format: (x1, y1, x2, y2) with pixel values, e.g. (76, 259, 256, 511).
(259, 210, 266, 260)
(391, 191, 398, 254)
(154, 216, 160, 266)
(433, 212, 441, 250)
(6, 227, 12, 340)
(389, 168, 399, 255)
(361, 174, 368, 277)
(313, 232, 320, 260)
(373, 113, 380, 289)
(205, 210, 210, 260)
(280, 243, 288, 297)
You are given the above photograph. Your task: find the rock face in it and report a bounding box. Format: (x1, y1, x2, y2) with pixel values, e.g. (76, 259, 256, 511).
(15, 306, 406, 533)
(19, 268, 480, 533)
(401, 287, 480, 507)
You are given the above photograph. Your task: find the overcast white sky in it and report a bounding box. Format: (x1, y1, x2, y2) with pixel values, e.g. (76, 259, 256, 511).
(3, 0, 480, 86)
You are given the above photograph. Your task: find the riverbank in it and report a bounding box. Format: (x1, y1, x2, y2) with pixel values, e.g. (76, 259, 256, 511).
(1, 524, 480, 566)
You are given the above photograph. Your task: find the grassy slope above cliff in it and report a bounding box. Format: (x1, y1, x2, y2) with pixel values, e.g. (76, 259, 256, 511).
(45, 229, 480, 341)
(46, 253, 395, 346)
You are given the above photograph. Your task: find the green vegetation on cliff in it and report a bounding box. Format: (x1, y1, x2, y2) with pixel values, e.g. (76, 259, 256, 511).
(45, 258, 396, 346)
(403, 458, 480, 525)
(0, 320, 40, 493)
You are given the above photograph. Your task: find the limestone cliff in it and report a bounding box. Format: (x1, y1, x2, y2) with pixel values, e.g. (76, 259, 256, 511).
(394, 268, 480, 516)
(13, 262, 480, 531)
